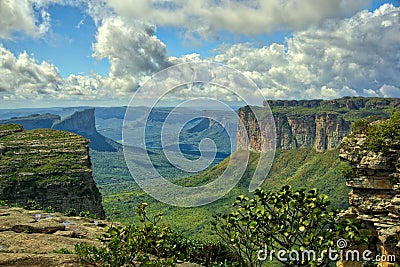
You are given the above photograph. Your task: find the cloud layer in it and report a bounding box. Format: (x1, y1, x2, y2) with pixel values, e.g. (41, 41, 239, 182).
(213, 4, 400, 99)
(105, 0, 372, 36)
(0, 1, 399, 106)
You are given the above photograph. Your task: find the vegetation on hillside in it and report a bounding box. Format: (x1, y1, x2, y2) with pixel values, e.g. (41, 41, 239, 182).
(76, 188, 367, 267)
(349, 110, 400, 152)
(92, 147, 350, 240)
(214, 186, 368, 267)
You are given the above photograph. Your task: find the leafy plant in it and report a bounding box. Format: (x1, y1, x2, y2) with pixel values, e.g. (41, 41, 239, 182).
(24, 200, 43, 210)
(349, 110, 400, 153)
(64, 208, 78, 216)
(75, 203, 236, 266)
(213, 186, 368, 267)
(79, 210, 99, 219)
(45, 206, 56, 213)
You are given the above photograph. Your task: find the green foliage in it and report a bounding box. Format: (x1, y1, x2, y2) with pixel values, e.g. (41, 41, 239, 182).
(24, 200, 43, 210)
(64, 208, 78, 216)
(213, 186, 368, 267)
(350, 110, 400, 153)
(45, 206, 56, 213)
(75, 203, 236, 267)
(94, 147, 350, 240)
(79, 210, 99, 219)
(53, 248, 73, 254)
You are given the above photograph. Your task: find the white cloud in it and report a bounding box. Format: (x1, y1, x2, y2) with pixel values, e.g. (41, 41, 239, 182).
(0, 44, 107, 101)
(213, 4, 400, 99)
(0, 0, 58, 39)
(105, 0, 372, 37)
(92, 16, 171, 93)
(379, 84, 400, 98)
(1, 2, 399, 106)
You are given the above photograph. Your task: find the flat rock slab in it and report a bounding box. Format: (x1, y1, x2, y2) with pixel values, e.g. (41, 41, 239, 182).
(0, 253, 79, 267)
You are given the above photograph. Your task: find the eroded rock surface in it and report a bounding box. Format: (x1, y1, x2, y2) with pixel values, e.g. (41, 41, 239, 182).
(0, 206, 114, 267)
(339, 132, 400, 266)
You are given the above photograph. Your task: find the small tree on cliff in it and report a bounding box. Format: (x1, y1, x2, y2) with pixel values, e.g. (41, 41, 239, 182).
(213, 186, 368, 267)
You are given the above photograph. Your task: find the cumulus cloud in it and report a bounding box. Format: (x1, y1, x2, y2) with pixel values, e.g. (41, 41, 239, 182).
(92, 16, 171, 93)
(213, 4, 400, 99)
(105, 0, 372, 37)
(0, 44, 107, 101)
(1, 2, 399, 105)
(0, 0, 57, 39)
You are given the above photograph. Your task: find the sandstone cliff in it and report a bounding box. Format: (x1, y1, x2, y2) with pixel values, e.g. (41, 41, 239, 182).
(52, 108, 118, 152)
(0, 124, 105, 219)
(339, 115, 400, 267)
(238, 97, 399, 152)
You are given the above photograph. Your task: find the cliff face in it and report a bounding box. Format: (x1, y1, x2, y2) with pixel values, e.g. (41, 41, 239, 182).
(237, 107, 350, 152)
(339, 123, 400, 266)
(238, 97, 399, 152)
(52, 108, 96, 135)
(52, 109, 118, 152)
(0, 124, 105, 219)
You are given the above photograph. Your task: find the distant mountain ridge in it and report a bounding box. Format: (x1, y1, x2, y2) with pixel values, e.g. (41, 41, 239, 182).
(0, 109, 119, 152)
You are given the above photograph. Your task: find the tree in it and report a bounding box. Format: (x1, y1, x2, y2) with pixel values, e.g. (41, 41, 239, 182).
(213, 186, 367, 267)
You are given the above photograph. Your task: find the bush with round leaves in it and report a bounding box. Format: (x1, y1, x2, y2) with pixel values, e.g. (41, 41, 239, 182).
(213, 186, 368, 267)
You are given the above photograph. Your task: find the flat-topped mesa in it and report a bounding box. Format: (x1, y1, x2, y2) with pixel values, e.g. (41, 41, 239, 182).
(238, 97, 399, 152)
(0, 124, 105, 219)
(237, 106, 350, 152)
(339, 114, 400, 267)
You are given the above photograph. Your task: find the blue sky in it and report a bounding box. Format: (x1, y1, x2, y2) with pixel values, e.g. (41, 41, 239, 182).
(0, 0, 399, 108)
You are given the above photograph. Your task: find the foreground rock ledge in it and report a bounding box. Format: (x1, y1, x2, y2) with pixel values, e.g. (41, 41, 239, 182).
(0, 206, 112, 267)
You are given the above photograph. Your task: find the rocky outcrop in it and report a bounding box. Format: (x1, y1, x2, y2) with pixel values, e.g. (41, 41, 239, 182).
(339, 128, 400, 266)
(52, 109, 96, 135)
(237, 106, 350, 152)
(52, 109, 118, 152)
(265, 97, 400, 110)
(238, 97, 399, 152)
(0, 124, 105, 219)
(0, 114, 61, 130)
(0, 206, 118, 267)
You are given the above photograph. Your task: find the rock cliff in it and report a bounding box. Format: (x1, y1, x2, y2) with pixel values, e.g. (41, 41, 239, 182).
(52, 109, 118, 152)
(0, 124, 105, 219)
(339, 115, 400, 267)
(53, 109, 96, 135)
(238, 97, 399, 152)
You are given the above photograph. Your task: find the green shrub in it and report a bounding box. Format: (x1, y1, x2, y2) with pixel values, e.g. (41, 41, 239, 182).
(24, 200, 43, 210)
(45, 206, 56, 213)
(75, 203, 236, 266)
(350, 110, 400, 153)
(213, 186, 368, 267)
(64, 208, 78, 216)
(79, 211, 99, 219)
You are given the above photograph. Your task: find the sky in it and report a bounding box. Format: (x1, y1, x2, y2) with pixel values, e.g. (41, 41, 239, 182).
(0, 0, 399, 108)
